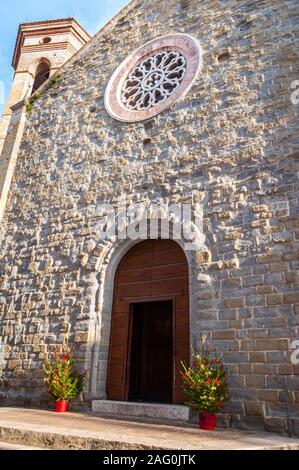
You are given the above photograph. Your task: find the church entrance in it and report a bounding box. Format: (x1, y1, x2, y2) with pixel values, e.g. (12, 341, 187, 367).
(128, 300, 173, 403)
(106, 240, 189, 404)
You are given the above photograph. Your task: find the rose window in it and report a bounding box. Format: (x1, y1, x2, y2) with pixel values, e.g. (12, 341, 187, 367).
(105, 34, 202, 122)
(121, 51, 187, 111)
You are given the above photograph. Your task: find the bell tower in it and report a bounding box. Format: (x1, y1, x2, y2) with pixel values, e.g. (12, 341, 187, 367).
(0, 18, 91, 156)
(0, 18, 90, 224)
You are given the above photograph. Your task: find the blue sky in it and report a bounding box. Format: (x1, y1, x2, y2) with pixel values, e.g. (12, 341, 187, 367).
(0, 0, 129, 116)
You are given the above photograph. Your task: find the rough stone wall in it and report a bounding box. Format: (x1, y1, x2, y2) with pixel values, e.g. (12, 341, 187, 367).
(0, 0, 298, 434)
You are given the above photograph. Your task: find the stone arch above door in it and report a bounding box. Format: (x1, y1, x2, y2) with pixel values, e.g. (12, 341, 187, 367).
(106, 239, 190, 404)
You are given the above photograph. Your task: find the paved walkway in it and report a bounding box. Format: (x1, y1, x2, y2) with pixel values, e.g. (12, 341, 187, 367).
(0, 407, 298, 450)
(0, 441, 44, 450)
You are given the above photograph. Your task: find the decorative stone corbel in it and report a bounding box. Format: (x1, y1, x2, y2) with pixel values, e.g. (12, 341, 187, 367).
(196, 249, 212, 267)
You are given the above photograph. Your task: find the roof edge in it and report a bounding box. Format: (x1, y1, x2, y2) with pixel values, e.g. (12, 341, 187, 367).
(57, 0, 141, 78)
(12, 17, 91, 69)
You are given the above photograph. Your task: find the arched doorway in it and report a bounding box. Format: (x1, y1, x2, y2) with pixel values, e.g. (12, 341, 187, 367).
(107, 240, 189, 404)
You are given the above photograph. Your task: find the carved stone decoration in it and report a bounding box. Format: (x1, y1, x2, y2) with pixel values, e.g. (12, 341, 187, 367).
(196, 249, 212, 267)
(121, 51, 187, 111)
(105, 34, 202, 122)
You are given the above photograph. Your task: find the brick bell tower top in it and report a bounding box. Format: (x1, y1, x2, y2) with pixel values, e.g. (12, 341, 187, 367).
(12, 18, 91, 73)
(10, 18, 91, 100)
(0, 17, 91, 161)
(0, 18, 91, 223)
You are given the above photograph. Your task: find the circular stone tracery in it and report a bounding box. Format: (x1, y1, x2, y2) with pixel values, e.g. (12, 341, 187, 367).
(105, 34, 202, 122)
(121, 51, 187, 111)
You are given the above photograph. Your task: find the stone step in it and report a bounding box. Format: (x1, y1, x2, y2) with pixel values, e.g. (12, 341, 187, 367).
(0, 408, 298, 450)
(91, 400, 190, 423)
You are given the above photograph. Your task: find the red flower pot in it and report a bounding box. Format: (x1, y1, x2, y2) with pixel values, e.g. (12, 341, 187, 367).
(199, 411, 217, 430)
(55, 400, 68, 412)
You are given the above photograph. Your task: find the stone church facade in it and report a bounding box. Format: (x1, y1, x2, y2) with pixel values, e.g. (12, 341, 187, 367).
(0, 0, 298, 434)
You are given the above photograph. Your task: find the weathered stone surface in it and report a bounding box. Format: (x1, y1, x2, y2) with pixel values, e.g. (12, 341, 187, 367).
(0, 0, 298, 435)
(92, 401, 190, 423)
(0, 407, 299, 450)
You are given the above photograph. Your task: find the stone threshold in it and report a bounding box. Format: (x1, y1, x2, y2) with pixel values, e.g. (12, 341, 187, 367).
(91, 400, 190, 424)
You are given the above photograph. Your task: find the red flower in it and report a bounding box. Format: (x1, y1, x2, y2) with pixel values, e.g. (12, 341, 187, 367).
(205, 377, 211, 384)
(214, 378, 220, 385)
(61, 354, 70, 361)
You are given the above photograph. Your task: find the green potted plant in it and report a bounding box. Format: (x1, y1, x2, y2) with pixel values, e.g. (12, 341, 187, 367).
(44, 346, 86, 412)
(180, 337, 229, 430)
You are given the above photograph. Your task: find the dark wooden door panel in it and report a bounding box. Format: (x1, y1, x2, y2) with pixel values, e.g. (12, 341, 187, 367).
(151, 278, 187, 296)
(117, 266, 152, 283)
(117, 281, 152, 299)
(151, 263, 188, 280)
(129, 300, 173, 403)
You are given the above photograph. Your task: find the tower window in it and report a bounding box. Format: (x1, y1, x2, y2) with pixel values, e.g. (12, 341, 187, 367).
(31, 61, 50, 94)
(40, 37, 51, 44)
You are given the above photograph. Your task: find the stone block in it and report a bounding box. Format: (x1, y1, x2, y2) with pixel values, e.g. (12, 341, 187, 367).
(223, 352, 248, 363)
(240, 339, 255, 351)
(238, 364, 252, 374)
(283, 292, 299, 304)
(266, 293, 283, 305)
(249, 351, 265, 363)
(231, 388, 257, 400)
(265, 375, 285, 389)
(246, 295, 265, 307)
(213, 329, 236, 340)
(285, 271, 299, 283)
(239, 416, 264, 431)
(221, 278, 242, 289)
(223, 297, 245, 308)
(74, 331, 89, 343)
(91, 400, 190, 423)
(256, 286, 274, 295)
(246, 329, 267, 339)
(269, 262, 289, 273)
(218, 309, 237, 320)
(283, 251, 299, 262)
(283, 376, 299, 391)
(244, 401, 264, 416)
(277, 364, 294, 375)
(253, 364, 276, 374)
(266, 351, 287, 364)
(256, 339, 289, 351)
(242, 276, 263, 287)
(264, 272, 284, 285)
(224, 400, 244, 414)
(228, 374, 245, 387)
(257, 389, 279, 402)
(258, 253, 282, 264)
(245, 374, 266, 388)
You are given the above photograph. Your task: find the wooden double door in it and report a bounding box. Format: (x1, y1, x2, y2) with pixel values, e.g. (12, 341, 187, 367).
(107, 240, 189, 404)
